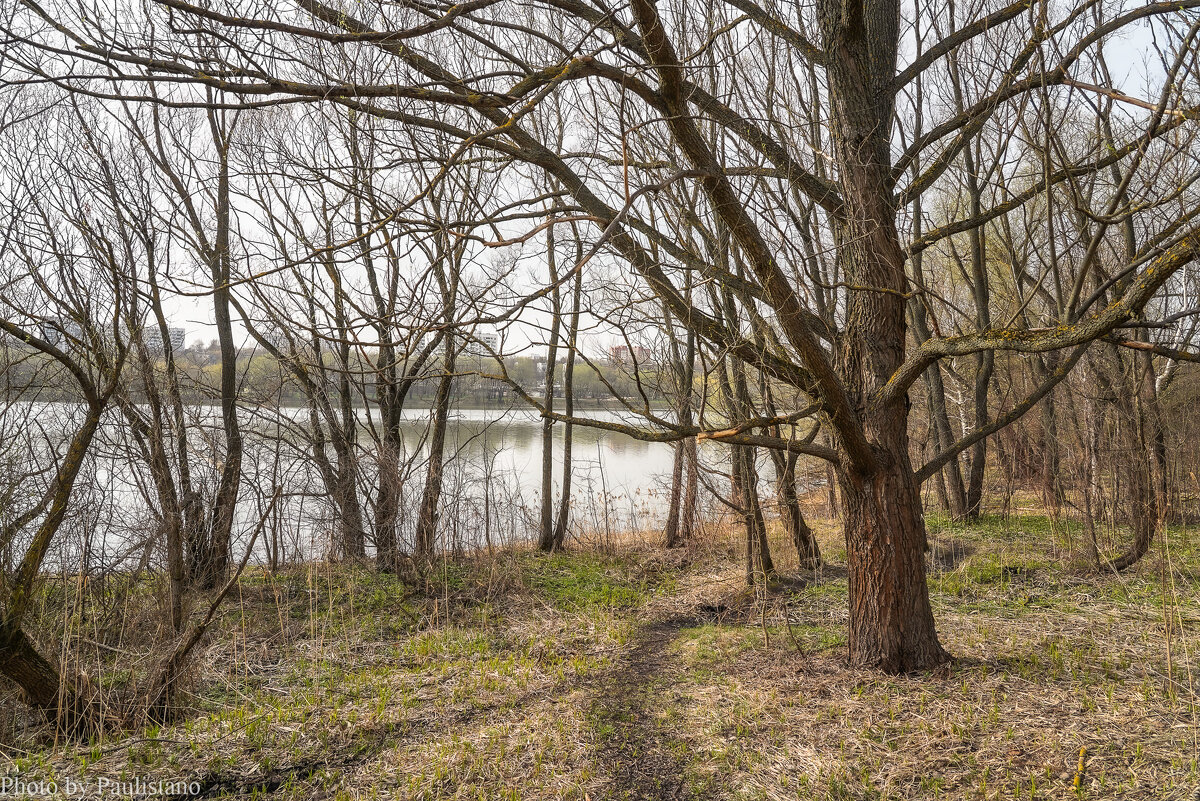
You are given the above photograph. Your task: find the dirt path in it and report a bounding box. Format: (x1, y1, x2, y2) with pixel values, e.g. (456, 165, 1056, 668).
(589, 614, 700, 801)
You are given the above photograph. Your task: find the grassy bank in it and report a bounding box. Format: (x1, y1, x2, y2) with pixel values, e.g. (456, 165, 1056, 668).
(2, 509, 1198, 800)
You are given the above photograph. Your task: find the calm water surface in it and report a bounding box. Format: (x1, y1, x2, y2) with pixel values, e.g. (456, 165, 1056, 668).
(10, 403, 691, 567)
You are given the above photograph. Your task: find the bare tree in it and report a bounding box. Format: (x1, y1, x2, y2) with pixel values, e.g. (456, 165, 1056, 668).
(0, 111, 131, 726)
(10, 0, 1200, 672)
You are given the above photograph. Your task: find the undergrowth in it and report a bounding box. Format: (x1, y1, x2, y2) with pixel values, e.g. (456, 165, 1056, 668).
(1, 506, 1196, 800)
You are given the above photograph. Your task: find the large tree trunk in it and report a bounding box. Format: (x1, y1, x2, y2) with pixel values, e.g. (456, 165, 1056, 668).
(373, 439, 402, 569)
(681, 434, 699, 541)
(332, 455, 366, 559)
(839, 437, 946, 672)
(0, 382, 113, 733)
(0, 623, 99, 733)
(819, 0, 947, 671)
(0, 623, 62, 710)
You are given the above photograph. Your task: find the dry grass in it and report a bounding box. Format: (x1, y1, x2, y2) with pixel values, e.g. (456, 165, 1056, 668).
(2, 506, 1198, 800)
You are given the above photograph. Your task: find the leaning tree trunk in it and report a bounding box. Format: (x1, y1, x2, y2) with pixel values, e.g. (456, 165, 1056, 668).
(414, 348, 455, 562)
(0, 390, 112, 734)
(0, 624, 99, 734)
(199, 135, 241, 589)
(414, 247, 459, 564)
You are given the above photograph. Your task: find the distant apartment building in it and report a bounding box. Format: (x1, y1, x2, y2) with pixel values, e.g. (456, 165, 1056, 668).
(145, 327, 187, 354)
(608, 344, 652, 365)
(466, 330, 499, 356)
(39, 318, 84, 347)
(415, 329, 498, 357)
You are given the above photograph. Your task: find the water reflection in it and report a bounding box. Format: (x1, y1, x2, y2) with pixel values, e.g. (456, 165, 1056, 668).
(10, 403, 689, 569)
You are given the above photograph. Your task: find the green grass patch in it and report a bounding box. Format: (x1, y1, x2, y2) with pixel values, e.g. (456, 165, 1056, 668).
(519, 551, 660, 611)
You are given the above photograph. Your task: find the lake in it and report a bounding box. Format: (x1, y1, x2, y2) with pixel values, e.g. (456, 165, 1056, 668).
(7, 402, 707, 570)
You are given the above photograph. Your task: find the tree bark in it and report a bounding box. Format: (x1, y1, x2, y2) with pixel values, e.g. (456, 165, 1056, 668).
(1108, 351, 1166, 571)
(551, 239, 584, 550)
(681, 434, 699, 542)
(720, 357, 774, 584)
(0, 623, 98, 734)
(325, 245, 367, 560)
(663, 440, 685, 547)
(665, 313, 697, 548)
(147, 261, 191, 625)
(761, 379, 821, 568)
(732, 443, 774, 584)
(0, 333, 117, 732)
(199, 119, 241, 589)
(839, 441, 946, 672)
(819, 0, 948, 670)
(1036, 354, 1065, 516)
(772, 449, 822, 569)
(414, 244, 459, 563)
(415, 351, 454, 563)
(538, 211, 563, 553)
(956, 91, 993, 523)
